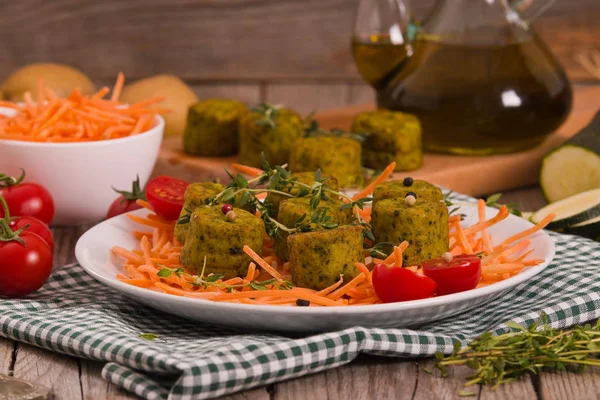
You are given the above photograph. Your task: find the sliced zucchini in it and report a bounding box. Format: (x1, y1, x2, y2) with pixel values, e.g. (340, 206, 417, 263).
(541, 112, 600, 203)
(521, 211, 534, 222)
(541, 145, 600, 203)
(565, 215, 600, 242)
(531, 189, 600, 230)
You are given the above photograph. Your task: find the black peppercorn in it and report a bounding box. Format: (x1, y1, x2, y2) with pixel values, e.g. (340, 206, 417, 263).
(405, 191, 417, 198)
(403, 177, 413, 186)
(296, 299, 310, 307)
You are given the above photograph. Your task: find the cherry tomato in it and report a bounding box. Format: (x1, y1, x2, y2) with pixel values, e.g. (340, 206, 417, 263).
(9, 216, 54, 251)
(422, 254, 482, 296)
(0, 174, 54, 224)
(107, 198, 142, 219)
(0, 231, 53, 297)
(145, 176, 189, 220)
(106, 176, 146, 219)
(372, 263, 437, 303)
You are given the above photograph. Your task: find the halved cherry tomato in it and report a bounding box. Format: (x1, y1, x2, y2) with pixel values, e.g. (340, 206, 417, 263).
(145, 176, 189, 220)
(0, 171, 54, 224)
(9, 216, 54, 251)
(372, 263, 437, 303)
(422, 254, 481, 296)
(106, 176, 146, 219)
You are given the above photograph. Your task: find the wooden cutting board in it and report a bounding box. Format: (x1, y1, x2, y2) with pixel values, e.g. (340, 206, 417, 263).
(154, 86, 600, 196)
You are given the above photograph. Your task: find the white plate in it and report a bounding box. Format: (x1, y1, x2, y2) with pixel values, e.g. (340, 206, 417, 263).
(75, 205, 555, 333)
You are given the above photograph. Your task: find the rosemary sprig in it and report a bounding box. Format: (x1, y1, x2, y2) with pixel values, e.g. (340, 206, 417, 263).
(435, 314, 600, 390)
(252, 103, 281, 129)
(485, 193, 523, 217)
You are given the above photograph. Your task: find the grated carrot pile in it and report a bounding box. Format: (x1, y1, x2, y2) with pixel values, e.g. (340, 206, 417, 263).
(113, 168, 554, 306)
(0, 73, 166, 142)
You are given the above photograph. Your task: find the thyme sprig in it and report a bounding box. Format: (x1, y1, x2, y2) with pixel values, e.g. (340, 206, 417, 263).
(485, 193, 523, 217)
(443, 190, 466, 220)
(156, 258, 294, 292)
(197, 155, 380, 251)
(252, 103, 281, 129)
(304, 118, 368, 143)
(435, 314, 600, 390)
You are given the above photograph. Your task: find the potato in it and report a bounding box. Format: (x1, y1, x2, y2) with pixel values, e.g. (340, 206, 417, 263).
(120, 74, 198, 137)
(1, 63, 94, 101)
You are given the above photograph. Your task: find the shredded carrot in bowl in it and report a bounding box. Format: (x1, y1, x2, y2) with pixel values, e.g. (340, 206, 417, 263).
(0, 73, 166, 143)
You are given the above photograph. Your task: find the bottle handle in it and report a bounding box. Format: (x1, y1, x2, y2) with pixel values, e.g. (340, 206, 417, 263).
(507, 0, 556, 23)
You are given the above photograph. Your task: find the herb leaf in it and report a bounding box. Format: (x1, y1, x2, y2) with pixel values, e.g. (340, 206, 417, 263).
(139, 333, 159, 341)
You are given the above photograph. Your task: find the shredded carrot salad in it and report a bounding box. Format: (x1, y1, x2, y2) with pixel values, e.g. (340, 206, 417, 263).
(0, 73, 166, 142)
(112, 195, 555, 306)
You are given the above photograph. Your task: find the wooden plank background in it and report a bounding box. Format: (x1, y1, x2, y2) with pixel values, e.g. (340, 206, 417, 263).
(0, 0, 597, 114)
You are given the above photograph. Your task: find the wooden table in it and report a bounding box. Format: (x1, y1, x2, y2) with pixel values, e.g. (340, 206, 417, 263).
(2, 186, 599, 400)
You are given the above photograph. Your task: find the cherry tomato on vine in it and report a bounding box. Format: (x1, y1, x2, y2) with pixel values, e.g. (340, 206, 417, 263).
(0, 170, 54, 224)
(422, 254, 481, 295)
(145, 176, 189, 220)
(372, 263, 437, 303)
(0, 194, 53, 298)
(106, 176, 146, 219)
(9, 215, 54, 251)
(0, 232, 53, 297)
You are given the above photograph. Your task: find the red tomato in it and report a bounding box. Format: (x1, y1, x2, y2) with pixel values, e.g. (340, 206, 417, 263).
(372, 263, 437, 303)
(0, 231, 53, 297)
(107, 198, 142, 219)
(0, 182, 55, 224)
(145, 176, 189, 220)
(9, 216, 54, 251)
(422, 254, 482, 296)
(106, 176, 146, 219)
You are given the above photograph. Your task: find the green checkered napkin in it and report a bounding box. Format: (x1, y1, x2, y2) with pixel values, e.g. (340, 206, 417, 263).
(1, 192, 599, 400)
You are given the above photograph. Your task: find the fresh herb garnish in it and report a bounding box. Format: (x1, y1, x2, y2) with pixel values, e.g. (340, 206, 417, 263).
(155, 258, 294, 292)
(485, 193, 523, 217)
(139, 333, 160, 341)
(435, 314, 600, 390)
(443, 191, 466, 220)
(202, 154, 375, 244)
(304, 118, 368, 143)
(252, 103, 281, 129)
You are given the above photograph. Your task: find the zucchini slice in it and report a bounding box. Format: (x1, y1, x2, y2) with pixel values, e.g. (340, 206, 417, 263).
(566, 215, 600, 242)
(541, 145, 600, 204)
(531, 189, 600, 230)
(541, 112, 600, 203)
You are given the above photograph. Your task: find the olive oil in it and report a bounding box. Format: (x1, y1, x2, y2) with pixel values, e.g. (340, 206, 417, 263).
(352, 35, 409, 89)
(352, 34, 572, 155)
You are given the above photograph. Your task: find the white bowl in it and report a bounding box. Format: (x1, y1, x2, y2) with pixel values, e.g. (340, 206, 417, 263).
(0, 107, 164, 225)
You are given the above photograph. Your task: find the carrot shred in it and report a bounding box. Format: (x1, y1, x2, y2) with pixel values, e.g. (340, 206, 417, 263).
(0, 73, 162, 143)
(111, 72, 125, 102)
(352, 162, 396, 201)
(243, 245, 284, 282)
(231, 163, 264, 177)
(115, 189, 554, 307)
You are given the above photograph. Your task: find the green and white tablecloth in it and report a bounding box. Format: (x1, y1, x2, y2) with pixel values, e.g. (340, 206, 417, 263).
(1, 193, 599, 399)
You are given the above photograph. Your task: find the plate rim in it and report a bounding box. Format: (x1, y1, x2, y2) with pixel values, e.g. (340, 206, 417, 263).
(75, 206, 556, 316)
